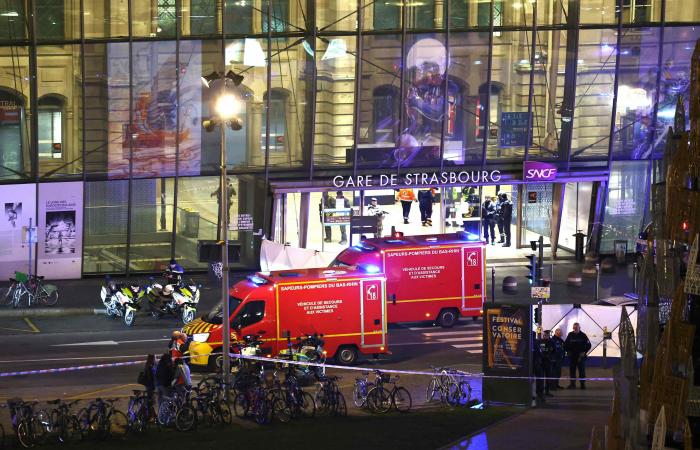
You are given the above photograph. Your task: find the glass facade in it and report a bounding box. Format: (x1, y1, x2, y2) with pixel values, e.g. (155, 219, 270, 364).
(0, 0, 695, 275)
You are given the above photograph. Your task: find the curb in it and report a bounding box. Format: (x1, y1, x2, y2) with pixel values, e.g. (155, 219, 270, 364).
(0, 308, 105, 318)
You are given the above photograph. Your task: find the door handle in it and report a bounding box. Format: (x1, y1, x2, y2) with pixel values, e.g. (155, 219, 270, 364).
(391, 294, 396, 305)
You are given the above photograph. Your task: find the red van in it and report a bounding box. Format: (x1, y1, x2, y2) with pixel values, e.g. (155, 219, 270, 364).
(184, 268, 388, 367)
(331, 232, 485, 327)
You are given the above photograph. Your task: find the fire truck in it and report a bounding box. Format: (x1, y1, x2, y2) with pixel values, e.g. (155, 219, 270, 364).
(184, 268, 388, 367)
(331, 231, 485, 327)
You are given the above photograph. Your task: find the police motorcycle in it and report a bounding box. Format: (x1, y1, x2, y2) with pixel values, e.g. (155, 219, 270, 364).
(145, 274, 201, 324)
(276, 333, 326, 385)
(100, 277, 143, 327)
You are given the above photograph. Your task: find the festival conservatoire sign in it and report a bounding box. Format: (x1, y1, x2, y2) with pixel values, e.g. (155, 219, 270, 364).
(482, 304, 532, 405)
(0, 184, 37, 280)
(37, 182, 83, 279)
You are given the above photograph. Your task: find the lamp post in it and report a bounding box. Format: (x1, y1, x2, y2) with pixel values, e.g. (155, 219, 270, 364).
(202, 70, 244, 388)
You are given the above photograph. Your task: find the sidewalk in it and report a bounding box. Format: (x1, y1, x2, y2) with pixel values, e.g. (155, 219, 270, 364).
(443, 367, 614, 450)
(0, 261, 636, 317)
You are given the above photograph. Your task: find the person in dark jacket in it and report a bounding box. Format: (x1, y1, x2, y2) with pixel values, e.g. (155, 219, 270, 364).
(498, 193, 514, 247)
(564, 322, 592, 389)
(481, 198, 496, 244)
(155, 352, 173, 399)
(535, 330, 555, 400)
(550, 328, 566, 389)
(140, 354, 156, 418)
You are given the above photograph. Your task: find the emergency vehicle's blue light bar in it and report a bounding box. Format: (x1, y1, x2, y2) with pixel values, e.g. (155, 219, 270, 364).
(457, 230, 480, 241)
(360, 264, 381, 274)
(247, 275, 269, 285)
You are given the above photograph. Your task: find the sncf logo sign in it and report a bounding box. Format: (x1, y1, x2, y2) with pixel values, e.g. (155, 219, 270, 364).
(523, 161, 558, 182)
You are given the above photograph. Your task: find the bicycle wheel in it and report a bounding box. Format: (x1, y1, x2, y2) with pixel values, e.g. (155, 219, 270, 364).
(232, 393, 250, 418)
(314, 386, 330, 415)
(36, 285, 59, 307)
(0, 422, 4, 449)
(253, 397, 272, 425)
(332, 392, 347, 417)
(61, 415, 82, 444)
(217, 400, 232, 425)
(271, 398, 291, 423)
(299, 392, 316, 418)
(366, 387, 392, 414)
(108, 410, 128, 439)
(0, 284, 14, 306)
(17, 419, 36, 448)
(157, 400, 176, 426)
(34, 410, 51, 444)
(175, 405, 197, 432)
(75, 408, 91, 434)
(353, 382, 367, 408)
(459, 381, 472, 404)
(392, 387, 412, 413)
(426, 378, 439, 403)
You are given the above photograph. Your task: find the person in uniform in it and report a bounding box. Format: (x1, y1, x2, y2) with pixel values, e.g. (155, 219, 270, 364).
(417, 188, 435, 227)
(481, 198, 496, 244)
(536, 330, 555, 400)
(564, 322, 592, 389)
(396, 188, 417, 224)
(366, 198, 388, 238)
(550, 328, 566, 389)
(498, 193, 514, 247)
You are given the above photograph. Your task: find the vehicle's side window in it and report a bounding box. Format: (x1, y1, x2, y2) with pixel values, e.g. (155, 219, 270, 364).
(235, 300, 265, 328)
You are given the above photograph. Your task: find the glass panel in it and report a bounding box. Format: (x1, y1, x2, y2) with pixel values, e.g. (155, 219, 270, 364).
(366, 0, 401, 31)
(84, 42, 128, 179)
(224, 0, 255, 34)
(579, 0, 617, 25)
(35, 0, 75, 41)
(612, 28, 660, 160)
(179, 39, 222, 176)
(83, 0, 129, 38)
(600, 161, 649, 253)
(665, 0, 700, 22)
(316, 0, 357, 31)
(571, 29, 617, 160)
(654, 27, 700, 158)
(537, 0, 568, 25)
(314, 36, 356, 168)
(83, 180, 128, 274)
(129, 178, 175, 272)
(446, 32, 489, 165)
(0, 46, 31, 181)
(225, 38, 267, 169)
(308, 190, 356, 253)
(267, 39, 310, 169)
(530, 28, 568, 161)
(175, 176, 219, 269)
(357, 34, 402, 168)
(264, 0, 292, 32)
(0, 0, 27, 40)
(132, 0, 176, 37)
(521, 183, 552, 247)
(488, 30, 532, 163)
(400, 33, 446, 168)
(37, 44, 83, 178)
(184, 0, 218, 36)
(559, 182, 593, 252)
(407, 0, 436, 29)
(447, 0, 478, 29)
(499, 0, 533, 28)
(621, 0, 660, 23)
(130, 41, 178, 178)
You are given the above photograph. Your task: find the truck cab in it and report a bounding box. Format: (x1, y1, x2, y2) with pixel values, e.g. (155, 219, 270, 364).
(184, 268, 388, 369)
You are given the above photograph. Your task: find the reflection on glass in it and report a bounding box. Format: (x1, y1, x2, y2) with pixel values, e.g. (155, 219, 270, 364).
(83, 180, 128, 273)
(129, 178, 174, 271)
(0, 46, 30, 181)
(0, 0, 27, 40)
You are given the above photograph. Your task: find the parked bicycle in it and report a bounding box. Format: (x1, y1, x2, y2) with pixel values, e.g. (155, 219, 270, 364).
(267, 368, 315, 423)
(2, 272, 59, 308)
(156, 389, 189, 428)
(7, 398, 51, 448)
(45, 399, 82, 444)
(314, 375, 347, 417)
(175, 386, 232, 432)
(365, 370, 412, 414)
(76, 398, 127, 440)
(426, 366, 472, 407)
(352, 371, 374, 408)
(127, 390, 157, 434)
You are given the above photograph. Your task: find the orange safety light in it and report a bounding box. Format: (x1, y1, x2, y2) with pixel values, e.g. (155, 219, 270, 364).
(682, 220, 690, 232)
(425, 312, 430, 318)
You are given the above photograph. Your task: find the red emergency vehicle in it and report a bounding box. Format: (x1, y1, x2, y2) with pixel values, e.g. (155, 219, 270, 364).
(331, 231, 485, 327)
(184, 268, 388, 368)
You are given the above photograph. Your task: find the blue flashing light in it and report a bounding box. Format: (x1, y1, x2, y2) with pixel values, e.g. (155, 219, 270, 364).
(361, 264, 381, 274)
(466, 232, 479, 241)
(247, 275, 268, 286)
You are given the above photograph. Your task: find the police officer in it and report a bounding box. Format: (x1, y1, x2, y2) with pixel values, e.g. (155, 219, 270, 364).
(564, 322, 592, 389)
(498, 193, 513, 247)
(549, 328, 566, 390)
(537, 330, 555, 399)
(481, 198, 496, 245)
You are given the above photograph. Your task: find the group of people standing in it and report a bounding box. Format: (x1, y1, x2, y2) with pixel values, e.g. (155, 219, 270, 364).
(534, 323, 592, 402)
(481, 194, 513, 247)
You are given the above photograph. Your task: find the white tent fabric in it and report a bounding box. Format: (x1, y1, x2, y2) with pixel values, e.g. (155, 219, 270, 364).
(542, 304, 638, 358)
(260, 239, 337, 271)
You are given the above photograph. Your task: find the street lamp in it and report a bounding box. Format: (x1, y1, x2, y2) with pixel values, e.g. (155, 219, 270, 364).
(202, 70, 244, 390)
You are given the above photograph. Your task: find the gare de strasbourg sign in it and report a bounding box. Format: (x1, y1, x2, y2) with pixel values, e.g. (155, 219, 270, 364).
(331, 161, 558, 189)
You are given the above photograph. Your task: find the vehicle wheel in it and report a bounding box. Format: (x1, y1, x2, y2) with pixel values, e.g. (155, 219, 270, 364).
(254, 399, 272, 425)
(63, 416, 82, 444)
(353, 383, 367, 408)
(182, 309, 195, 324)
(392, 387, 412, 413)
(459, 381, 472, 404)
(426, 378, 439, 403)
(206, 352, 222, 374)
(366, 387, 392, 414)
(39, 287, 59, 306)
(272, 399, 291, 423)
(175, 405, 196, 432)
(447, 383, 461, 406)
(437, 308, 459, 328)
(218, 401, 232, 425)
(233, 393, 250, 418)
(124, 310, 135, 327)
(299, 392, 316, 418)
(158, 401, 176, 426)
(333, 392, 347, 417)
(105, 306, 115, 317)
(17, 419, 35, 448)
(108, 410, 128, 439)
(335, 345, 358, 366)
(0, 287, 13, 306)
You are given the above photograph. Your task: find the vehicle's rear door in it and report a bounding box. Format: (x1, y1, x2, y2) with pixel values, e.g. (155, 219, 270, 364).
(360, 278, 385, 348)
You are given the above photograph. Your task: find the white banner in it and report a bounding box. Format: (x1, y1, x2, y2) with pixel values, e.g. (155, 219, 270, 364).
(0, 184, 37, 280)
(37, 182, 83, 279)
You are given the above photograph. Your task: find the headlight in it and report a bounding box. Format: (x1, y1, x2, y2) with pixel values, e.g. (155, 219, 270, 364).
(192, 333, 210, 343)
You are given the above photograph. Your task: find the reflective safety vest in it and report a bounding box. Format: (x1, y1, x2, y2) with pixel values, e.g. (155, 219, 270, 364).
(397, 189, 416, 202)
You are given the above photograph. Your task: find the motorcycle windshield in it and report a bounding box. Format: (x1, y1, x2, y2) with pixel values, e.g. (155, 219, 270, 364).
(204, 296, 242, 324)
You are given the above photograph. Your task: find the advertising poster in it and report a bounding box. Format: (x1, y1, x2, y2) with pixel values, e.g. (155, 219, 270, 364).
(482, 304, 532, 405)
(37, 182, 83, 279)
(0, 183, 36, 280)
